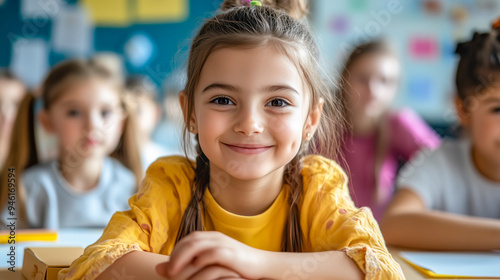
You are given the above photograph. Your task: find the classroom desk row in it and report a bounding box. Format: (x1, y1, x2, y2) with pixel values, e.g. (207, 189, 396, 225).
(0, 229, 494, 280)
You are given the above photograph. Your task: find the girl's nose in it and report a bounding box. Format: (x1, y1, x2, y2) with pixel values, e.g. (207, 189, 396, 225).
(234, 106, 264, 136)
(85, 112, 101, 132)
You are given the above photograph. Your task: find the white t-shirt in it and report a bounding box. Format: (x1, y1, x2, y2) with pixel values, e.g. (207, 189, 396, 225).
(2, 157, 136, 229)
(397, 139, 500, 219)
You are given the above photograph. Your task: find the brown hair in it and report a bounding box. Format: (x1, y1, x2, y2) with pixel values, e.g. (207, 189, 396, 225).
(124, 75, 158, 102)
(175, 1, 346, 252)
(0, 59, 142, 225)
(221, 0, 308, 20)
(455, 25, 500, 104)
(0, 70, 24, 84)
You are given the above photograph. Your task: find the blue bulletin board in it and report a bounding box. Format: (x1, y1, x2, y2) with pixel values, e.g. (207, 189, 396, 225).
(0, 0, 223, 94)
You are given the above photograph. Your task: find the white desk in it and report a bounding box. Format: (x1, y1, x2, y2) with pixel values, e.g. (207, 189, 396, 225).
(0, 228, 104, 272)
(1, 236, 495, 280)
(388, 246, 497, 280)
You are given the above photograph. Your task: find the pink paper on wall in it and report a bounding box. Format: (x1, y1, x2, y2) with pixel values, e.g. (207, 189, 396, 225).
(408, 36, 439, 60)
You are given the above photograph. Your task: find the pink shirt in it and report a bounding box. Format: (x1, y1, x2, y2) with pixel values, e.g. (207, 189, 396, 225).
(339, 109, 441, 221)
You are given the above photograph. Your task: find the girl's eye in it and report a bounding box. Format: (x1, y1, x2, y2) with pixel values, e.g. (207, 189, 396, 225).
(67, 109, 81, 117)
(210, 97, 234, 106)
(101, 109, 112, 118)
(492, 107, 500, 113)
(267, 98, 289, 107)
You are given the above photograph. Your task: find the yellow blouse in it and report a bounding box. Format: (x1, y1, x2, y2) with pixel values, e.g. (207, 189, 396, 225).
(59, 155, 403, 280)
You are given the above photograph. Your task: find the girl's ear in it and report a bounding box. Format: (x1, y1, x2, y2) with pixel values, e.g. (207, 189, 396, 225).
(455, 96, 470, 128)
(304, 98, 324, 139)
(178, 90, 197, 134)
(38, 109, 55, 133)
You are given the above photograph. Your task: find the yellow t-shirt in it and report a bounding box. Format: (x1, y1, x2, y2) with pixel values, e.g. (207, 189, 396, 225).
(59, 155, 403, 280)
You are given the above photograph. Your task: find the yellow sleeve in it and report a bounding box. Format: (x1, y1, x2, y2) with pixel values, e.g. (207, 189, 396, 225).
(58, 156, 194, 280)
(300, 155, 404, 280)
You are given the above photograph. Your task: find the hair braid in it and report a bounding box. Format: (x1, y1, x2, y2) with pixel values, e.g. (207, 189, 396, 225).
(175, 143, 210, 242)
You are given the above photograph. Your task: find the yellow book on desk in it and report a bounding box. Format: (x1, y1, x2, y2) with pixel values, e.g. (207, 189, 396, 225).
(0, 229, 57, 243)
(400, 251, 500, 279)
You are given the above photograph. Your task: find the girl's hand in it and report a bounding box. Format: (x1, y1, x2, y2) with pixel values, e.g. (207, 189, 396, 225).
(163, 231, 265, 279)
(156, 262, 244, 280)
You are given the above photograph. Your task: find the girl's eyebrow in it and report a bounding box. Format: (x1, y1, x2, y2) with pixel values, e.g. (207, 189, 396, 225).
(201, 83, 239, 94)
(60, 100, 81, 107)
(263, 85, 299, 95)
(201, 83, 299, 95)
(481, 96, 500, 104)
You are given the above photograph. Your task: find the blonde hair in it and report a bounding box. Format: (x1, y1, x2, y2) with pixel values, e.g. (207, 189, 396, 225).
(0, 59, 142, 225)
(175, 1, 346, 252)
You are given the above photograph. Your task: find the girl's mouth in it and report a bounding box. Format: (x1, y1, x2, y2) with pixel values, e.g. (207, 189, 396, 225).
(222, 143, 273, 155)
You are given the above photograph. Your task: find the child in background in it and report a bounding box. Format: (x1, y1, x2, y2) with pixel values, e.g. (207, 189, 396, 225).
(125, 75, 176, 173)
(381, 23, 500, 250)
(0, 71, 26, 170)
(89, 52, 125, 85)
(60, 2, 403, 279)
(338, 40, 441, 221)
(153, 70, 186, 156)
(0, 59, 142, 229)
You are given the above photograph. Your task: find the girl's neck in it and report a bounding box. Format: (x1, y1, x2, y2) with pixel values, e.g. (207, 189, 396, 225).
(59, 154, 104, 194)
(209, 166, 284, 216)
(471, 147, 500, 183)
(350, 114, 379, 136)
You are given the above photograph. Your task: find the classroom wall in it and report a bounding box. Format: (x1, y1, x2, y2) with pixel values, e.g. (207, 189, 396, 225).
(310, 0, 500, 129)
(1, 0, 499, 133)
(0, 0, 223, 93)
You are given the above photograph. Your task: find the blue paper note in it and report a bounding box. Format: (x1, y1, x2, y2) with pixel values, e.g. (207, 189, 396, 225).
(401, 251, 500, 277)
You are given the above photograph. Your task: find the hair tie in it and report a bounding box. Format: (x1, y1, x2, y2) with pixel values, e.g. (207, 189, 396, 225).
(492, 18, 500, 29)
(242, 0, 262, 6)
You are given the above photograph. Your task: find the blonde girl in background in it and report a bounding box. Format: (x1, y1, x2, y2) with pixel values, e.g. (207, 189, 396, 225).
(0, 59, 142, 229)
(381, 22, 500, 250)
(338, 40, 441, 221)
(0, 71, 26, 170)
(60, 1, 403, 279)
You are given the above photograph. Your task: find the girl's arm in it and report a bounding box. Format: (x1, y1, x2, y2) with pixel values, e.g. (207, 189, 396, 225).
(96, 251, 169, 280)
(163, 231, 363, 280)
(381, 188, 500, 250)
(255, 250, 363, 280)
(97, 251, 245, 280)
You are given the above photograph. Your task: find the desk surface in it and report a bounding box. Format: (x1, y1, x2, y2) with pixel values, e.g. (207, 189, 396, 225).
(0, 239, 495, 280)
(388, 246, 496, 280)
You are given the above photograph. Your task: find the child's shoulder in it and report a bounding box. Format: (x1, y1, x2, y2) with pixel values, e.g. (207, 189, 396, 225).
(23, 161, 57, 183)
(301, 154, 348, 190)
(136, 155, 195, 204)
(145, 155, 195, 182)
(106, 157, 135, 178)
(413, 138, 466, 163)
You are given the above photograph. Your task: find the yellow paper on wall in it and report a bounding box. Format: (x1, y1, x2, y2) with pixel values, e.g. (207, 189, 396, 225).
(135, 0, 188, 22)
(82, 0, 130, 26)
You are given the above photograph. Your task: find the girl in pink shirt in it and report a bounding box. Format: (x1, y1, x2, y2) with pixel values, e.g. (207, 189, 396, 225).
(338, 40, 441, 220)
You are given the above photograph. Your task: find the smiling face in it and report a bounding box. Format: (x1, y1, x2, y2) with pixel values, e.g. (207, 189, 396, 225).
(41, 78, 125, 161)
(186, 46, 318, 182)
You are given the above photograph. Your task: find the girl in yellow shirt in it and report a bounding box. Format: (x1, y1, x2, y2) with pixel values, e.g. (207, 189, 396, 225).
(60, 1, 403, 279)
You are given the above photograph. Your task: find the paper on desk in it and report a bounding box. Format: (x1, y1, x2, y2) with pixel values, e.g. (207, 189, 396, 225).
(400, 251, 500, 278)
